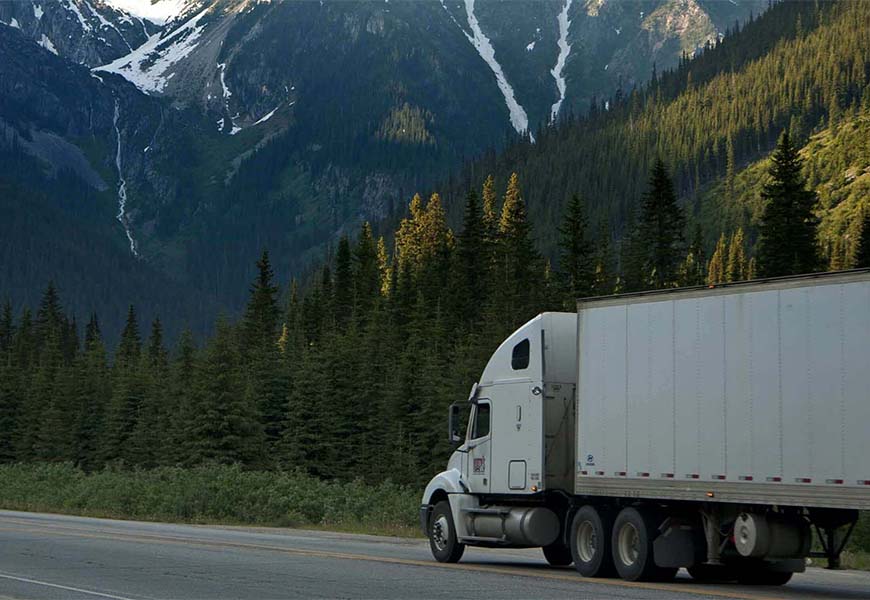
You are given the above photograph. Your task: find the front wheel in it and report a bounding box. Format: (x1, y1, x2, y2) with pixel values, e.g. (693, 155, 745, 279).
(428, 501, 465, 563)
(542, 541, 573, 566)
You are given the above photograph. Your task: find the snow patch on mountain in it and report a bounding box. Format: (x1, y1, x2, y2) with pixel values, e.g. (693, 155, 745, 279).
(526, 40, 535, 51)
(460, 0, 532, 140)
(550, 0, 572, 122)
(104, 0, 189, 25)
(253, 104, 281, 126)
(96, 6, 210, 93)
(33, 4, 44, 20)
(39, 34, 58, 55)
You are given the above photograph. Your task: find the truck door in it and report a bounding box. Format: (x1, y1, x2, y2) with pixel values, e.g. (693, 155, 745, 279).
(466, 400, 491, 493)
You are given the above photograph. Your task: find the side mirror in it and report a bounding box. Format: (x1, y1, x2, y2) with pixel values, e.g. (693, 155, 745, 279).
(448, 403, 464, 445)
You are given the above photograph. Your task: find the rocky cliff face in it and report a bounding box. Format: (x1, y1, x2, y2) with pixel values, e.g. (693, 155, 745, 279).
(0, 0, 158, 67)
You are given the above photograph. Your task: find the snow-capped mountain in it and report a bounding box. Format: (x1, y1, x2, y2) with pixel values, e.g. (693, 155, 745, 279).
(0, 0, 768, 328)
(0, 0, 161, 67)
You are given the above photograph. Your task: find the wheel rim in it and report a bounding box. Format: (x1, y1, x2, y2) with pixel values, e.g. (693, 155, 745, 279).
(617, 522, 640, 567)
(576, 520, 597, 563)
(432, 515, 450, 552)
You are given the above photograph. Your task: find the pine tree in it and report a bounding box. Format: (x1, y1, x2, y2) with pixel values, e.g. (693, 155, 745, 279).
(333, 236, 353, 328)
(129, 319, 169, 467)
(353, 223, 380, 322)
(591, 223, 616, 296)
(757, 131, 820, 277)
(456, 190, 486, 326)
(707, 233, 728, 285)
(190, 318, 265, 467)
(166, 329, 197, 465)
(376, 237, 392, 297)
(73, 328, 110, 470)
(241, 250, 280, 355)
(680, 223, 707, 286)
(116, 305, 141, 367)
(636, 159, 686, 289)
(557, 194, 595, 304)
(481, 175, 499, 247)
(726, 227, 748, 282)
(855, 210, 870, 268)
(492, 173, 541, 326)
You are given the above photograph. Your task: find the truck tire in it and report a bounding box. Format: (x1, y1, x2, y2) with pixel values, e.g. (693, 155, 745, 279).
(570, 505, 615, 578)
(611, 507, 677, 582)
(542, 541, 573, 566)
(736, 567, 793, 586)
(429, 501, 465, 563)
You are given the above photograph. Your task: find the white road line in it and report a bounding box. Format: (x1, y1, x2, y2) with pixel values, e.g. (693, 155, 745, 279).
(0, 572, 138, 600)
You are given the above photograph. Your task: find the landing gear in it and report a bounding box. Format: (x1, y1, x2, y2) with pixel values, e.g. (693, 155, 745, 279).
(428, 501, 465, 563)
(570, 505, 615, 578)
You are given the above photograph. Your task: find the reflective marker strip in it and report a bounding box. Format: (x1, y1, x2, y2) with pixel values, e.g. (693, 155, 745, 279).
(615, 471, 627, 477)
(826, 479, 844, 484)
(595, 471, 605, 476)
(712, 474, 726, 480)
(766, 476, 782, 482)
(739, 476, 753, 481)
(685, 474, 700, 479)
(637, 472, 650, 477)
(795, 477, 812, 483)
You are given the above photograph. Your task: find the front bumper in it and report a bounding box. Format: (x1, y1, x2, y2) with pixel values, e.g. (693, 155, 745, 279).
(419, 505, 431, 537)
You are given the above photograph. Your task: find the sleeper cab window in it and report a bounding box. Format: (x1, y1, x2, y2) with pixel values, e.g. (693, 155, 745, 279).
(511, 338, 530, 370)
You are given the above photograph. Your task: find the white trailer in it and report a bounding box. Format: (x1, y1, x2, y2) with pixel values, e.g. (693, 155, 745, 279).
(421, 270, 870, 585)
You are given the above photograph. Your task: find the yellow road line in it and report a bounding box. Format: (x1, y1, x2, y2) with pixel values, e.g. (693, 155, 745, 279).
(0, 519, 784, 600)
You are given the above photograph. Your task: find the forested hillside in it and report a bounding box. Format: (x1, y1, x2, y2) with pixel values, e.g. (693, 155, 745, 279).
(456, 0, 870, 263)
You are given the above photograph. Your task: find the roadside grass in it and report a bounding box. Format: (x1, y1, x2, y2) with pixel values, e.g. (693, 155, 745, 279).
(0, 463, 420, 537)
(2, 463, 868, 569)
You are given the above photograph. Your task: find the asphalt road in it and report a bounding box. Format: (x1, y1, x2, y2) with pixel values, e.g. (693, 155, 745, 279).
(1, 511, 868, 599)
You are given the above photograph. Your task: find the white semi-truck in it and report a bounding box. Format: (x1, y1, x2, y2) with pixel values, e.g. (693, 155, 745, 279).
(421, 270, 870, 585)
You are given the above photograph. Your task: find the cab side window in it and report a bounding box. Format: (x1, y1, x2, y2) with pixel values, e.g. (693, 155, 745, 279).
(511, 338, 530, 370)
(472, 403, 490, 439)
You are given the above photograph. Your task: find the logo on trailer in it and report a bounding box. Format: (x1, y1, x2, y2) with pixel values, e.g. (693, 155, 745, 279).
(473, 457, 486, 474)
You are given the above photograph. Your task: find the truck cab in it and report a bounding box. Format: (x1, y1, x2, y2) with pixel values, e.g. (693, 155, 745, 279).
(420, 313, 577, 562)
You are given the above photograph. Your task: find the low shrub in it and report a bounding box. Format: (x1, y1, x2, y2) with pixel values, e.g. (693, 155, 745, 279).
(0, 463, 419, 535)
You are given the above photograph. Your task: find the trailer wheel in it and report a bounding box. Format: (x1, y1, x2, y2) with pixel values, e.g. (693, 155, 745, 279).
(570, 505, 615, 577)
(542, 541, 573, 566)
(428, 501, 465, 563)
(611, 507, 677, 582)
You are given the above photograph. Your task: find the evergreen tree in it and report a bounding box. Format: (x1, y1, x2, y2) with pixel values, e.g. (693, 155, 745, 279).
(636, 159, 686, 289)
(481, 175, 499, 247)
(855, 210, 870, 269)
(333, 237, 353, 328)
(492, 173, 541, 325)
(707, 233, 728, 285)
(353, 223, 380, 322)
(727, 227, 748, 282)
(557, 194, 595, 304)
(116, 305, 141, 367)
(680, 224, 707, 286)
(456, 190, 486, 326)
(591, 223, 616, 296)
(757, 131, 820, 277)
(166, 330, 197, 465)
(72, 328, 110, 470)
(190, 318, 265, 467)
(242, 250, 280, 355)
